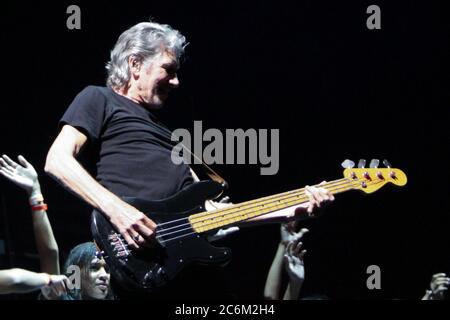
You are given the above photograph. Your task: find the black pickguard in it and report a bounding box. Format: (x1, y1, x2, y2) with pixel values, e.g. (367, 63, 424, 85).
(91, 181, 232, 293)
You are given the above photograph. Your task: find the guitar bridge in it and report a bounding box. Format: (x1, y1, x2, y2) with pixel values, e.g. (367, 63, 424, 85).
(108, 232, 132, 260)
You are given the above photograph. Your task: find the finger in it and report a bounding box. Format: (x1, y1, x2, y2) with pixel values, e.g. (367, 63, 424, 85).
(2, 155, 18, 168)
(304, 188, 316, 214)
(0, 158, 15, 171)
(50, 286, 59, 296)
(328, 191, 335, 201)
(319, 187, 336, 204)
(0, 166, 14, 177)
(436, 284, 449, 290)
(311, 186, 325, 202)
(293, 241, 303, 256)
(62, 277, 71, 291)
(41, 286, 51, 298)
(438, 287, 449, 291)
(122, 231, 139, 250)
(17, 155, 31, 168)
(284, 253, 295, 266)
(434, 279, 450, 286)
(50, 281, 65, 296)
(299, 249, 307, 260)
(306, 186, 321, 210)
(0, 169, 14, 179)
(308, 198, 317, 214)
(219, 196, 231, 203)
(283, 254, 292, 266)
(305, 186, 314, 200)
(223, 226, 239, 235)
(56, 281, 66, 296)
(317, 181, 333, 199)
(432, 273, 447, 279)
(294, 228, 309, 239)
(133, 223, 155, 242)
(129, 229, 148, 247)
(141, 215, 157, 230)
(321, 186, 335, 201)
(318, 188, 331, 201)
(286, 241, 294, 255)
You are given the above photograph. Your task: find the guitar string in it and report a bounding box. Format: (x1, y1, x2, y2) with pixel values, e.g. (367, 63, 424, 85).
(158, 179, 382, 244)
(155, 179, 358, 240)
(155, 179, 350, 236)
(155, 180, 353, 239)
(155, 178, 349, 231)
(157, 181, 365, 244)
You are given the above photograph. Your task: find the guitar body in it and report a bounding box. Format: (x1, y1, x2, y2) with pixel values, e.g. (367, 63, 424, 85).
(91, 181, 232, 293)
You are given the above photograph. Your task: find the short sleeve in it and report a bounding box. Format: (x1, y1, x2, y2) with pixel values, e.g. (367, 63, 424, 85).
(59, 86, 107, 143)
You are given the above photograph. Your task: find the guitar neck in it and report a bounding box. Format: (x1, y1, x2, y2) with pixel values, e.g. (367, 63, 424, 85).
(188, 178, 357, 234)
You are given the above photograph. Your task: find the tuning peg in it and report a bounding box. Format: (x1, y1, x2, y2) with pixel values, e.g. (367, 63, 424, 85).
(357, 159, 366, 168)
(382, 159, 392, 168)
(341, 159, 355, 169)
(369, 159, 380, 168)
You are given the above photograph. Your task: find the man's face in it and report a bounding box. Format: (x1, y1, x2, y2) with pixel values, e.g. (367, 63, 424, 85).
(134, 50, 180, 108)
(82, 257, 110, 300)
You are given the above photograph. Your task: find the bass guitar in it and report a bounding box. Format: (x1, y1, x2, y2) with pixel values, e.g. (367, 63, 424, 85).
(91, 160, 407, 292)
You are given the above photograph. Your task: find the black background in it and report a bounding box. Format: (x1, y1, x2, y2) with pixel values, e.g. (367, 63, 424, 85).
(0, 0, 449, 300)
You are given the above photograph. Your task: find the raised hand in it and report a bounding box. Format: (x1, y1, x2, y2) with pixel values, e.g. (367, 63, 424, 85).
(428, 273, 450, 300)
(0, 154, 40, 196)
(281, 222, 308, 246)
(283, 238, 307, 283)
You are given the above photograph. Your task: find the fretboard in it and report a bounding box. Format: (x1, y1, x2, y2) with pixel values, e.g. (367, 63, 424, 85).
(189, 178, 357, 233)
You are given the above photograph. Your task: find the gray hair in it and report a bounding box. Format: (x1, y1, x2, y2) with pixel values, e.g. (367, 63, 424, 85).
(106, 22, 187, 89)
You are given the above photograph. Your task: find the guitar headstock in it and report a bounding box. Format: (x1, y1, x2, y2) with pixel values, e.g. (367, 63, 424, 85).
(342, 159, 407, 194)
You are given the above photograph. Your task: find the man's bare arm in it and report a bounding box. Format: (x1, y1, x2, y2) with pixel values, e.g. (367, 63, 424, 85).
(45, 125, 156, 249)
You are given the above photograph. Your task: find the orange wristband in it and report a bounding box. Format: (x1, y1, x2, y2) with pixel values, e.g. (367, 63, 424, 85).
(31, 204, 48, 212)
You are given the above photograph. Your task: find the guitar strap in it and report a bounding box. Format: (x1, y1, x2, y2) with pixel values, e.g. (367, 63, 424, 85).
(155, 121, 228, 188)
(178, 142, 228, 189)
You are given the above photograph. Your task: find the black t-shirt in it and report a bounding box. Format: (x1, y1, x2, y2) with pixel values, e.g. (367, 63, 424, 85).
(60, 86, 193, 200)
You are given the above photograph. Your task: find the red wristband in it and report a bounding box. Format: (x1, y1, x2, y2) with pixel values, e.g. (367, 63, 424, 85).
(31, 204, 48, 212)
